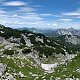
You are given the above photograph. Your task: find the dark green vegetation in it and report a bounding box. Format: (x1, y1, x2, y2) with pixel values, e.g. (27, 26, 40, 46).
(35, 46, 54, 57)
(50, 35, 80, 53)
(20, 36, 26, 45)
(0, 24, 79, 56)
(0, 25, 21, 39)
(3, 49, 14, 55)
(22, 48, 31, 54)
(0, 24, 73, 57)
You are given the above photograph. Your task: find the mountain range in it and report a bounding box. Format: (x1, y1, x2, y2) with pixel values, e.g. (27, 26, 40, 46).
(0, 25, 80, 80)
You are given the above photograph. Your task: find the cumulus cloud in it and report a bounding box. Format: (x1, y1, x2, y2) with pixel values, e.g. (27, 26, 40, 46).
(3, 1, 27, 6)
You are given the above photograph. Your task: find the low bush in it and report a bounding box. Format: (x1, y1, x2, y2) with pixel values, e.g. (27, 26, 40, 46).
(3, 49, 14, 55)
(22, 48, 31, 54)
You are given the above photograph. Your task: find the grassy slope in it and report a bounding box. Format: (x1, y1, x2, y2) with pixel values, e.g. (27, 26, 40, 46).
(53, 52, 80, 79)
(0, 52, 80, 80)
(0, 57, 44, 80)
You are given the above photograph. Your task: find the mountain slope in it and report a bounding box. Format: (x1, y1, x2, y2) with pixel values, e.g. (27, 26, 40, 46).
(0, 24, 73, 56)
(0, 24, 79, 80)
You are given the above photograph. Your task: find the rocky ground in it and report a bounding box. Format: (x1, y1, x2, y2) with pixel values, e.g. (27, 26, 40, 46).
(0, 25, 80, 80)
(0, 53, 80, 80)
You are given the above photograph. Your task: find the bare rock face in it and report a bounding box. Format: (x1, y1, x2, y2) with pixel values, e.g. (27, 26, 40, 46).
(18, 71, 25, 78)
(35, 37, 44, 43)
(9, 37, 20, 44)
(21, 34, 33, 47)
(65, 35, 80, 45)
(0, 63, 7, 76)
(5, 73, 16, 80)
(0, 37, 4, 43)
(57, 28, 77, 35)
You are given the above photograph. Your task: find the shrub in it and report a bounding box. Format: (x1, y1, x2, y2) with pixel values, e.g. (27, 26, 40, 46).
(20, 36, 26, 45)
(36, 46, 54, 57)
(17, 45, 26, 49)
(0, 27, 21, 39)
(22, 48, 31, 54)
(3, 49, 14, 55)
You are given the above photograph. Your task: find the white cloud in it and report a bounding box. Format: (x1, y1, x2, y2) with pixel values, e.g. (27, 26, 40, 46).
(26, 13, 37, 15)
(21, 15, 43, 21)
(0, 10, 6, 13)
(53, 23, 58, 26)
(0, 14, 7, 17)
(25, 13, 53, 17)
(17, 13, 43, 21)
(59, 19, 72, 21)
(18, 7, 36, 12)
(40, 14, 53, 16)
(12, 14, 18, 17)
(62, 12, 80, 16)
(3, 1, 27, 6)
(28, 13, 60, 18)
(76, 16, 80, 18)
(61, 8, 80, 17)
(48, 24, 50, 25)
(0, 8, 6, 14)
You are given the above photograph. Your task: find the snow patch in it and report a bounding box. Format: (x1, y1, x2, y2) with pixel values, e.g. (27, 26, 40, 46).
(41, 63, 58, 71)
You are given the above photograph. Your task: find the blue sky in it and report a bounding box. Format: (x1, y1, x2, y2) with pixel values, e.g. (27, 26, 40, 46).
(0, 0, 80, 29)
